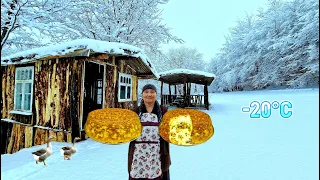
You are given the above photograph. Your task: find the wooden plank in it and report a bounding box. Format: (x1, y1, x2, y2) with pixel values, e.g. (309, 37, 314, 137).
(43, 129, 49, 145)
(18, 124, 26, 151)
(120, 60, 124, 73)
(57, 131, 65, 142)
(49, 130, 57, 141)
(77, 60, 83, 132)
(175, 85, 177, 95)
(169, 84, 172, 103)
(25, 126, 33, 148)
(53, 77, 61, 128)
(204, 84, 209, 110)
(132, 75, 137, 101)
(1, 67, 7, 117)
(113, 57, 117, 89)
(161, 81, 163, 105)
(34, 128, 47, 145)
(45, 62, 54, 127)
(35, 60, 50, 126)
(96, 53, 109, 59)
(70, 63, 80, 140)
(12, 124, 21, 153)
(104, 64, 116, 108)
(61, 62, 71, 130)
(67, 133, 72, 143)
(7, 123, 15, 154)
(5, 66, 15, 120)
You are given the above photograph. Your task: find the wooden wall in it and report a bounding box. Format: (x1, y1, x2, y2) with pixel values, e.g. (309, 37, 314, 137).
(1, 66, 15, 119)
(1, 120, 72, 154)
(114, 57, 138, 109)
(1, 58, 82, 153)
(105, 64, 116, 108)
(34, 58, 83, 131)
(1, 54, 141, 154)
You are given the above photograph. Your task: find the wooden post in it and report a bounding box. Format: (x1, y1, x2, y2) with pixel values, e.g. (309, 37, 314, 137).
(204, 84, 209, 110)
(67, 132, 72, 143)
(168, 83, 172, 104)
(183, 83, 186, 99)
(57, 131, 65, 142)
(174, 85, 177, 94)
(71, 71, 80, 140)
(183, 79, 187, 108)
(160, 81, 163, 105)
(25, 126, 33, 148)
(187, 83, 191, 106)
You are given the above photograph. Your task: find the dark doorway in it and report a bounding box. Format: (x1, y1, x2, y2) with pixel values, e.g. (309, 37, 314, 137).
(82, 61, 105, 130)
(0, 122, 13, 154)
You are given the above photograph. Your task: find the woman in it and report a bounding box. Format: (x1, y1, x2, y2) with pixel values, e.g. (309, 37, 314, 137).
(128, 84, 171, 180)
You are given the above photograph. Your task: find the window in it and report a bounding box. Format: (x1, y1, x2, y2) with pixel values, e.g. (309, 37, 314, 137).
(96, 79, 103, 104)
(118, 73, 132, 102)
(13, 66, 34, 114)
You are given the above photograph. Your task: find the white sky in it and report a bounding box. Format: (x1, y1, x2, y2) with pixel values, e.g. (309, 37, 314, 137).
(1, 88, 319, 180)
(159, 0, 272, 61)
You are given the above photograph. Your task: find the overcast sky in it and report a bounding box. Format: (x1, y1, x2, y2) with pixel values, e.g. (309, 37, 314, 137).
(159, 0, 273, 61)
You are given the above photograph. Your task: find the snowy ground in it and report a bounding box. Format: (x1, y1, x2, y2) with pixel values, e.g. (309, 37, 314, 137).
(1, 88, 319, 180)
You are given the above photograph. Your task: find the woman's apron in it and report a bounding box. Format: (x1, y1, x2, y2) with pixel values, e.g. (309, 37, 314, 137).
(130, 113, 162, 179)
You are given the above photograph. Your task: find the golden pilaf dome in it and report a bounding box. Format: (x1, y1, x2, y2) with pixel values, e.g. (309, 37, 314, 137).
(84, 108, 142, 144)
(159, 108, 214, 146)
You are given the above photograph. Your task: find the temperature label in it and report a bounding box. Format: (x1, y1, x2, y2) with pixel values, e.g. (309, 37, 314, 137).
(241, 101, 292, 118)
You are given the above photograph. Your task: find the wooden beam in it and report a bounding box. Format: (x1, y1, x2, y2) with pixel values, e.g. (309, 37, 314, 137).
(204, 85, 209, 110)
(169, 83, 172, 103)
(25, 126, 33, 148)
(136, 72, 154, 76)
(175, 85, 177, 95)
(161, 81, 164, 105)
(96, 53, 109, 59)
(183, 83, 186, 107)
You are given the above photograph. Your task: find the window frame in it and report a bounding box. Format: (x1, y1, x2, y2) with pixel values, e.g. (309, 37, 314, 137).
(11, 66, 34, 115)
(96, 78, 103, 105)
(118, 73, 133, 102)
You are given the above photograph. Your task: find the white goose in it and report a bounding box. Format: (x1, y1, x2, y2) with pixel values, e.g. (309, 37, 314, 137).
(31, 136, 55, 166)
(60, 137, 81, 160)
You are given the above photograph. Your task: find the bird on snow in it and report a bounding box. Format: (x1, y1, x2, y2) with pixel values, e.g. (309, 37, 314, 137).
(60, 137, 81, 160)
(31, 135, 55, 166)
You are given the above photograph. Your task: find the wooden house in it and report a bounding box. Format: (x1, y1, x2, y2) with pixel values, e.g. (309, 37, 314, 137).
(1, 39, 157, 154)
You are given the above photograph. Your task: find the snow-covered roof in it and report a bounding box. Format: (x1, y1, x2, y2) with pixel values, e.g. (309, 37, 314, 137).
(158, 68, 216, 85)
(159, 68, 216, 78)
(1, 39, 158, 78)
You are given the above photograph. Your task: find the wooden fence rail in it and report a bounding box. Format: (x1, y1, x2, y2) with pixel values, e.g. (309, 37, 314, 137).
(161, 95, 205, 108)
(1, 119, 72, 154)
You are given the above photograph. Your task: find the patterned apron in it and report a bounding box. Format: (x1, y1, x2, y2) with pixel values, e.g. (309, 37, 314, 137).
(130, 112, 162, 179)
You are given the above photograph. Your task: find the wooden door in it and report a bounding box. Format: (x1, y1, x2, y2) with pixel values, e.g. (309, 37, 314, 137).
(82, 62, 104, 130)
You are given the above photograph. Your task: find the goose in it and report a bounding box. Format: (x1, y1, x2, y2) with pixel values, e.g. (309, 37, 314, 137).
(60, 137, 81, 160)
(31, 135, 55, 166)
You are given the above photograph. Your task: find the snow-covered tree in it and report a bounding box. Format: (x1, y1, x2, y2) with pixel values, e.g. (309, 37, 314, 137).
(54, 0, 183, 55)
(207, 0, 319, 92)
(1, 0, 183, 58)
(1, 0, 88, 54)
(155, 46, 205, 72)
